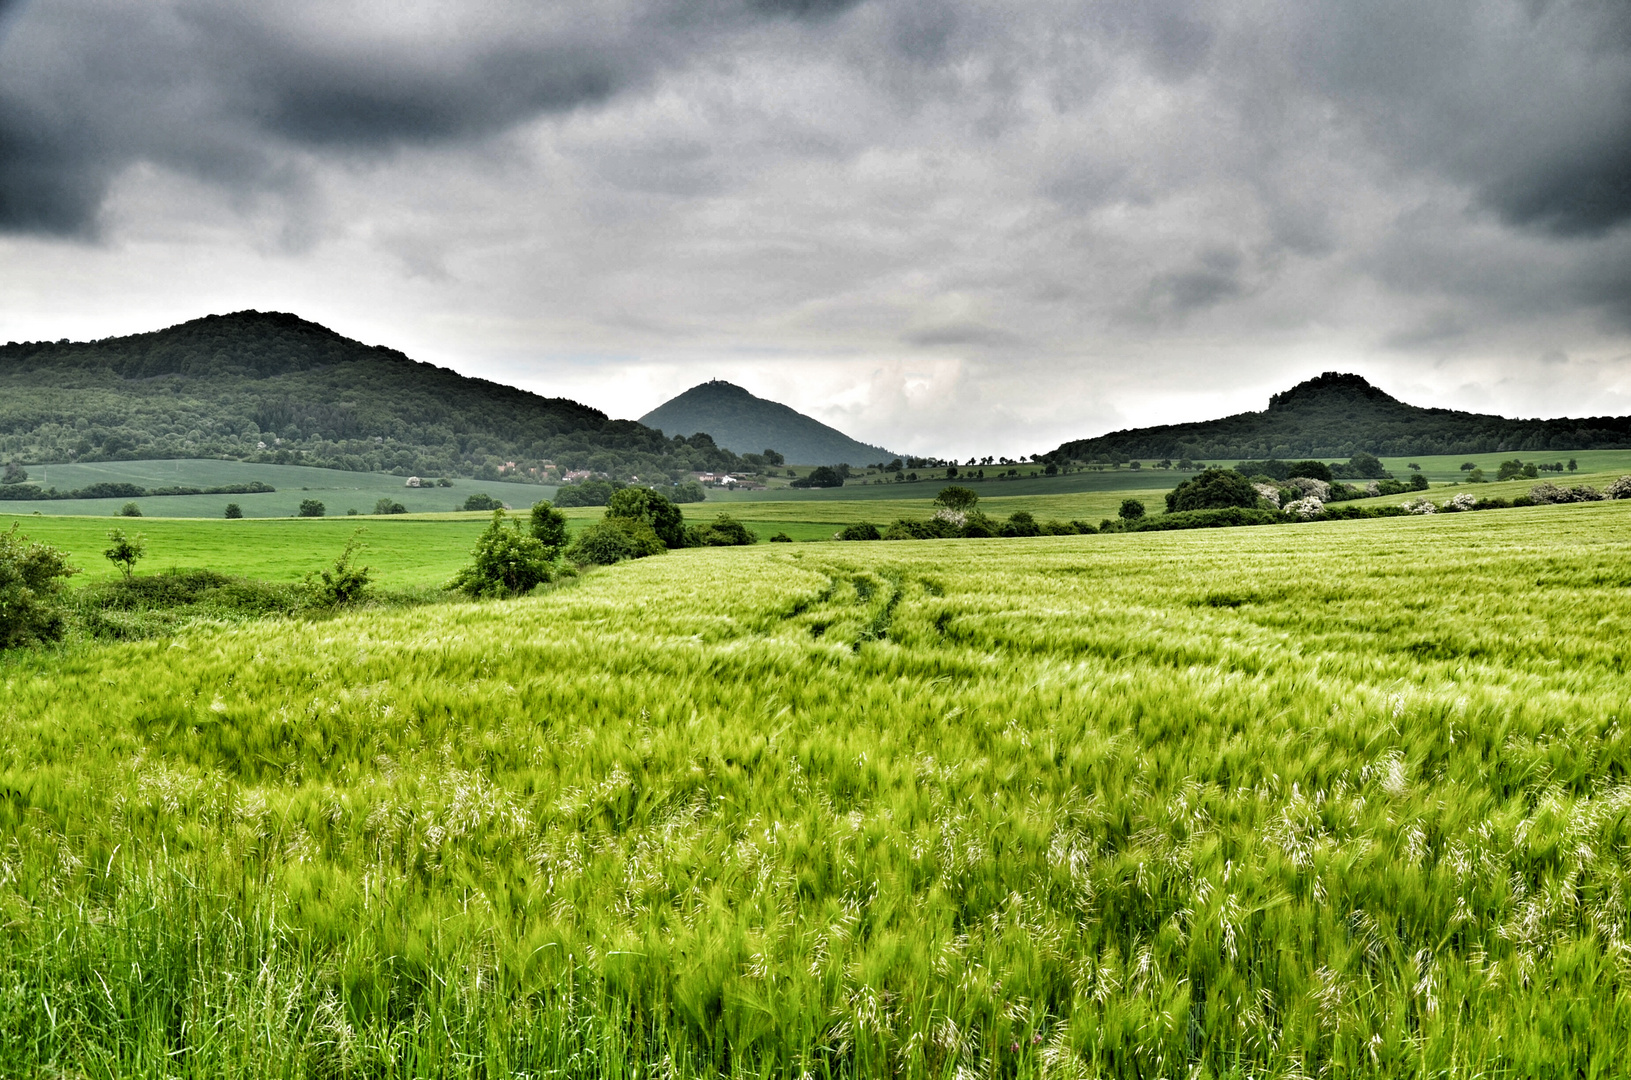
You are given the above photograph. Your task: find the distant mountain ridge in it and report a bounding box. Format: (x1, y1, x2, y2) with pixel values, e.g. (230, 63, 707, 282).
(0, 311, 746, 482)
(1047, 372, 1631, 462)
(639, 380, 898, 465)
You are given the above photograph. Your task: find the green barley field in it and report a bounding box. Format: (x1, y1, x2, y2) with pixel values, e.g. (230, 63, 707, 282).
(2, 500, 1630, 1076)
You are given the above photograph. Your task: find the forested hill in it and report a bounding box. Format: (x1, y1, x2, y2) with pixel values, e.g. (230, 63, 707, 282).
(640, 380, 897, 465)
(1047, 372, 1631, 462)
(0, 312, 745, 482)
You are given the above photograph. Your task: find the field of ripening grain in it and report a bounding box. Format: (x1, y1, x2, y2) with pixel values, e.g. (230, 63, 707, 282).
(1, 500, 1630, 1078)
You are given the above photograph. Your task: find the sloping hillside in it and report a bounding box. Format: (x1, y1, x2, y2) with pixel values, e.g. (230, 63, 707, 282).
(0, 312, 744, 482)
(640, 380, 897, 465)
(1048, 372, 1631, 461)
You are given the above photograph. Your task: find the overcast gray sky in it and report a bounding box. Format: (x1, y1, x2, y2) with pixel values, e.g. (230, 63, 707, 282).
(2, 0, 1628, 458)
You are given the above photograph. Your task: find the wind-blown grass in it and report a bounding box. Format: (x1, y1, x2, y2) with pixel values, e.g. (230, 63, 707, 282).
(2, 502, 1630, 1076)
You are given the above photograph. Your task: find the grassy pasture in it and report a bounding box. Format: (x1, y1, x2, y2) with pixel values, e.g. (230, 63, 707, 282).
(2, 503, 1631, 1076)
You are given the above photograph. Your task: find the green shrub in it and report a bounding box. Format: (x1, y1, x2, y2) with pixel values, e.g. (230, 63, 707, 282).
(1040, 519, 1081, 535)
(529, 500, 569, 553)
(933, 486, 979, 512)
(119, 502, 142, 517)
(374, 498, 407, 515)
(552, 479, 620, 507)
(1118, 498, 1146, 521)
(1166, 468, 1261, 512)
(1132, 507, 1282, 531)
(606, 488, 686, 548)
(790, 466, 845, 489)
(769, 532, 793, 543)
(837, 522, 882, 541)
(565, 519, 666, 566)
(0, 524, 78, 648)
(103, 528, 146, 581)
(462, 493, 503, 512)
(686, 514, 757, 547)
(999, 511, 1041, 537)
(297, 499, 324, 517)
(224, 503, 243, 519)
(306, 531, 373, 606)
(670, 481, 707, 504)
(450, 510, 555, 596)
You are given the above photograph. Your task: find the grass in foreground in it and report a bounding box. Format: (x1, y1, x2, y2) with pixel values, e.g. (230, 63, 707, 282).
(1, 503, 1630, 1076)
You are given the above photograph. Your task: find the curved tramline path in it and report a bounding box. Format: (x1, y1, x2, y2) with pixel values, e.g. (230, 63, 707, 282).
(1, 502, 1629, 1075)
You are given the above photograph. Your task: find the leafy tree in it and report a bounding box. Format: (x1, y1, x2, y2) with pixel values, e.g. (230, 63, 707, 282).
(306, 530, 372, 606)
(1497, 459, 1525, 481)
(934, 486, 979, 512)
(761, 449, 785, 466)
(790, 466, 845, 489)
(462, 493, 503, 512)
(837, 522, 881, 541)
(1460, 462, 1476, 471)
(606, 487, 686, 548)
(565, 519, 665, 565)
(0, 525, 78, 648)
(1166, 468, 1261, 513)
(769, 532, 793, 543)
(687, 514, 757, 546)
(1408, 462, 1421, 472)
(1568, 458, 1578, 472)
(2, 462, 26, 485)
(1119, 498, 1146, 521)
(224, 503, 243, 519)
(1467, 468, 1485, 483)
(103, 528, 146, 581)
(374, 498, 407, 514)
(120, 502, 142, 517)
(298, 499, 325, 517)
(451, 510, 555, 596)
(528, 500, 569, 553)
(1522, 463, 1538, 479)
(945, 466, 959, 479)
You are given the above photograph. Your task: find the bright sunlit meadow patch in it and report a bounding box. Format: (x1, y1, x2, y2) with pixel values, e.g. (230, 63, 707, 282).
(2, 502, 1629, 1077)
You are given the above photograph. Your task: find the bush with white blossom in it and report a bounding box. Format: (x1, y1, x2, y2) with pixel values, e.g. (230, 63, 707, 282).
(1282, 496, 1324, 519)
(1529, 482, 1604, 504)
(1286, 476, 1330, 500)
(1402, 496, 1437, 514)
(1608, 475, 1631, 499)
(1253, 483, 1281, 508)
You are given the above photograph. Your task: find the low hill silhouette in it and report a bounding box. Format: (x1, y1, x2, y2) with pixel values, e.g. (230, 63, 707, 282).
(1048, 373, 1631, 461)
(0, 312, 745, 482)
(640, 380, 897, 465)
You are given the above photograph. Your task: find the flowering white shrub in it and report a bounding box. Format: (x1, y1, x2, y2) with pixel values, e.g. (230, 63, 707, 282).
(1530, 482, 1604, 504)
(1282, 496, 1324, 519)
(1364, 481, 1381, 497)
(1253, 483, 1281, 508)
(1401, 496, 1437, 514)
(1447, 492, 1477, 511)
(1608, 475, 1631, 500)
(1286, 477, 1330, 500)
(932, 508, 967, 528)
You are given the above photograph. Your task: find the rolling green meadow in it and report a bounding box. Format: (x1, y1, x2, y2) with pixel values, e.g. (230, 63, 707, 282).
(2, 497, 1631, 1076)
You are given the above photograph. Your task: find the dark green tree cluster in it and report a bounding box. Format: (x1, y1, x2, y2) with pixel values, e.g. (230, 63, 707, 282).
(450, 502, 568, 597)
(789, 466, 846, 489)
(0, 311, 751, 483)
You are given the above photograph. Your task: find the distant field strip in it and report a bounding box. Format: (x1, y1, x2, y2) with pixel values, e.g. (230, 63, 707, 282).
(2, 502, 1630, 1075)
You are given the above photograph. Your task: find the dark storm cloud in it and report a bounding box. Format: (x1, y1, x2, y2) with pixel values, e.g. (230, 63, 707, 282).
(4, 0, 1631, 245)
(0, 0, 868, 235)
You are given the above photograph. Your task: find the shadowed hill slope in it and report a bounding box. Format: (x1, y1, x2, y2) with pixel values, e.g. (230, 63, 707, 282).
(1048, 372, 1631, 461)
(0, 311, 744, 481)
(640, 380, 898, 465)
